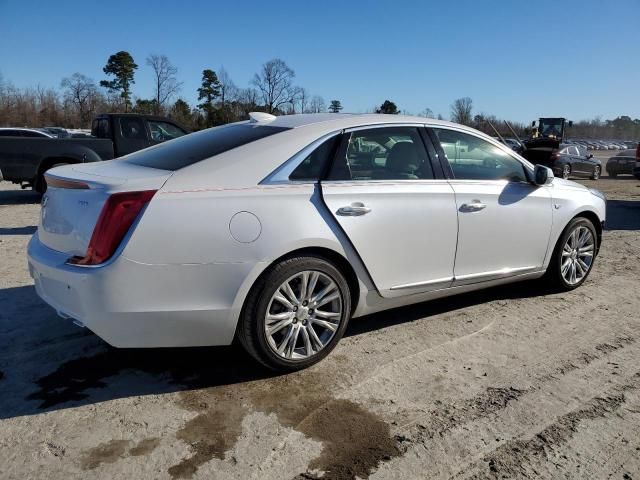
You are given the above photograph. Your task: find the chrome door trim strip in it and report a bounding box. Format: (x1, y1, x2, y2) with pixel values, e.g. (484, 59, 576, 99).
(454, 265, 539, 283)
(390, 276, 453, 291)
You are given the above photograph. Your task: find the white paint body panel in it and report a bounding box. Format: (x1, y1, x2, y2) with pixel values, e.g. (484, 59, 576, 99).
(450, 180, 552, 284)
(321, 180, 458, 297)
(26, 114, 606, 348)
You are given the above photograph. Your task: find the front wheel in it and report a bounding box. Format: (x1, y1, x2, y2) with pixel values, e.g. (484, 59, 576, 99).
(591, 165, 601, 180)
(237, 255, 351, 371)
(545, 217, 597, 291)
(561, 164, 571, 180)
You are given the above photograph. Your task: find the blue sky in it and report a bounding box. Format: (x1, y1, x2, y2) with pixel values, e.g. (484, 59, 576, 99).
(0, 0, 638, 122)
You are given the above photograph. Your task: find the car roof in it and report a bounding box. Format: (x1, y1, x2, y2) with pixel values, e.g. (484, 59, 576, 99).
(263, 113, 466, 131)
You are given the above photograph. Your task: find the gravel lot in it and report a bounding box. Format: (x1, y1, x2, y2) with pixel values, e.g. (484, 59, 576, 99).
(1, 153, 639, 480)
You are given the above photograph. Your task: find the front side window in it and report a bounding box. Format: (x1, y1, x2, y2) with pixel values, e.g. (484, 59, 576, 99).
(148, 120, 186, 143)
(432, 128, 528, 182)
(328, 127, 433, 181)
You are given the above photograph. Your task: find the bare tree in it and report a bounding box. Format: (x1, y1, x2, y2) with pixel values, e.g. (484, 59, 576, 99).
(308, 95, 325, 113)
(61, 73, 100, 127)
(217, 66, 237, 107)
(418, 107, 434, 118)
(251, 58, 295, 114)
(450, 97, 473, 125)
(146, 54, 182, 115)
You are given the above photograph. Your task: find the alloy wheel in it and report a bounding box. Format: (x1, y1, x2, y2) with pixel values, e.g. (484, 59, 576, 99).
(561, 226, 595, 285)
(264, 270, 343, 360)
(562, 165, 570, 179)
(592, 166, 600, 180)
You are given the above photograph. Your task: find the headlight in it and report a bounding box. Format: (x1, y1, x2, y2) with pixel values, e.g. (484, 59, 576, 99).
(589, 188, 606, 201)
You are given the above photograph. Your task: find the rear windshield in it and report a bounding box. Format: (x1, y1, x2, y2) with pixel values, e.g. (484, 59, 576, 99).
(122, 123, 289, 171)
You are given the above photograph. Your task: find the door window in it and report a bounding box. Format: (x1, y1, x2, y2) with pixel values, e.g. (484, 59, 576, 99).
(432, 128, 528, 182)
(119, 117, 146, 140)
(148, 120, 186, 143)
(328, 127, 433, 181)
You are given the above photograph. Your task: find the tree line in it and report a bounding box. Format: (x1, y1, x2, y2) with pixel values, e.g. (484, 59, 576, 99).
(0, 53, 638, 140)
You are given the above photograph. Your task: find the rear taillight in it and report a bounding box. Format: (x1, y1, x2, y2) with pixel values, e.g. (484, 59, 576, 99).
(67, 190, 157, 266)
(550, 153, 560, 161)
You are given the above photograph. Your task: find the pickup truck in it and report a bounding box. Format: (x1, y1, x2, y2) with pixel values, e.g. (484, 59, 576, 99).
(0, 113, 187, 192)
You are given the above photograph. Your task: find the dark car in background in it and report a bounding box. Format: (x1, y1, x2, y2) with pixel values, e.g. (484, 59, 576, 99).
(607, 142, 639, 177)
(0, 113, 187, 192)
(551, 144, 602, 180)
(0, 128, 54, 138)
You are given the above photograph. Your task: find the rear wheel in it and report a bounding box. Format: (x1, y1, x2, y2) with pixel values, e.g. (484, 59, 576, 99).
(237, 255, 351, 371)
(561, 164, 571, 179)
(545, 217, 597, 291)
(591, 165, 601, 180)
(34, 162, 69, 193)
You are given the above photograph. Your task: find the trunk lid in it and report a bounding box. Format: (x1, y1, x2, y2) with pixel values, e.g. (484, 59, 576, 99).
(38, 160, 172, 256)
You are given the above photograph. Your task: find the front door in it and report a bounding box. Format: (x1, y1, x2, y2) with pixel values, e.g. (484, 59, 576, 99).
(321, 126, 458, 298)
(430, 127, 553, 285)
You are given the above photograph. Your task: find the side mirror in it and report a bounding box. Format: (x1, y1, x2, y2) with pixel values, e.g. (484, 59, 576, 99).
(587, 154, 593, 159)
(568, 120, 573, 127)
(534, 164, 554, 185)
(531, 120, 536, 127)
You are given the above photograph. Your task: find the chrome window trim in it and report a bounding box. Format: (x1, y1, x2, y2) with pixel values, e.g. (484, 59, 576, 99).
(260, 130, 342, 185)
(343, 122, 427, 133)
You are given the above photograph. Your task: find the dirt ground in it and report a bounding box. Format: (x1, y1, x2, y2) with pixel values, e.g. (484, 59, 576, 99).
(1, 156, 639, 480)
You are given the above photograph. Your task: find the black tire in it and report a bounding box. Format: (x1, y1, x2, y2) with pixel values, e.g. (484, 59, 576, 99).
(590, 165, 601, 180)
(237, 255, 351, 371)
(545, 217, 598, 291)
(34, 162, 68, 193)
(561, 164, 571, 180)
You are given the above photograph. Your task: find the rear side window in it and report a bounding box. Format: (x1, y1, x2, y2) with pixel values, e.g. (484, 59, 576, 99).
(123, 124, 289, 171)
(0, 130, 20, 137)
(328, 127, 434, 181)
(289, 135, 340, 181)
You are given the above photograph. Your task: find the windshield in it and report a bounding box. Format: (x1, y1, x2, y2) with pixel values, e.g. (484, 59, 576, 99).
(538, 118, 564, 138)
(122, 123, 289, 171)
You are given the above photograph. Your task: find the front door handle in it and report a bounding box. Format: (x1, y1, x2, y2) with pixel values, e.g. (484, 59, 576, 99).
(337, 202, 372, 216)
(460, 200, 487, 212)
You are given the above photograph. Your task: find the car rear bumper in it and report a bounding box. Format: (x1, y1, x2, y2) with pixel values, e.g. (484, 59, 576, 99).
(27, 232, 256, 348)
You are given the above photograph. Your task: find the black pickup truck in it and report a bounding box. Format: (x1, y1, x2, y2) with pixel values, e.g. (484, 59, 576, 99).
(0, 113, 187, 192)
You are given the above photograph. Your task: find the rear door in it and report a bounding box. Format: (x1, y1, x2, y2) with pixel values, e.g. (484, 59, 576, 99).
(430, 127, 552, 285)
(320, 125, 458, 298)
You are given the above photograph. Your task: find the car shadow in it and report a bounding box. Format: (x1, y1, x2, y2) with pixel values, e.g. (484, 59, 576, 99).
(0, 188, 41, 206)
(0, 279, 553, 420)
(605, 199, 640, 230)
(0, 226, 37, 235)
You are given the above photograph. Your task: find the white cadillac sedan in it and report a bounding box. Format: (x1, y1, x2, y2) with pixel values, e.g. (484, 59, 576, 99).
(28, 113, 606, 371)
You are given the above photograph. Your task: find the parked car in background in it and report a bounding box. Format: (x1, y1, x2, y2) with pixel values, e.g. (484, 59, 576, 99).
(0, 113, 187, 192)
(27, 113, 606, 371)
(0, 128, 54, 138)
(39, 127, 71, 138)
(607, 148, 639, 177)
(549, 144, 602, 179)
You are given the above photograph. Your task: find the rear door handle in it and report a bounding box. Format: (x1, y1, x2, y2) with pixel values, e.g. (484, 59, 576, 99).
(337, 203, 371, 216)
(460, 200, 487, 212)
